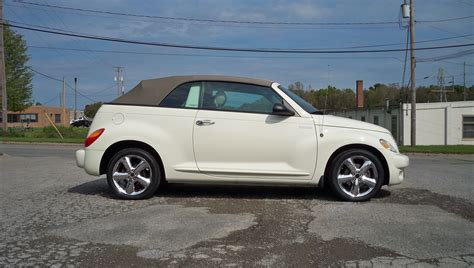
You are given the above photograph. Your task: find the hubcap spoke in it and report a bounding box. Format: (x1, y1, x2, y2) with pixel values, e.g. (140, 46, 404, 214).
(337, 155, 379, 198)
(134, 160, 148, 174)
(360, 175, 376, 188)
(125, 180, 135, 194)
(343, 158, 357, 174)
(351, 180, 360, 196)
(113, 172, 129, 181)
(112, 154, 153, 196)
(136, 175, 151, 187)
(337, 174, 354, 183)
(121, 156, 133, 173)
(359, 160, 374, 175)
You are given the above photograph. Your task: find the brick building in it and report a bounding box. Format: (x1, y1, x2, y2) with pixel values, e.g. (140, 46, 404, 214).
(0, 105, 71, 128)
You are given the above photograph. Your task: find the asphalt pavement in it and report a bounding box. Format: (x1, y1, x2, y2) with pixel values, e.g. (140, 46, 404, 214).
(0, 143, 473, 267)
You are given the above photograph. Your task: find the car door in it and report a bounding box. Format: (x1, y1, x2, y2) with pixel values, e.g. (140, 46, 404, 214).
(193, 81, 317, 181)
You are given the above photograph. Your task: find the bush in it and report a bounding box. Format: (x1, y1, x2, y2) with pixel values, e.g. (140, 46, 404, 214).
(7, 127, 27, 137)
(6, 126, 88, 139)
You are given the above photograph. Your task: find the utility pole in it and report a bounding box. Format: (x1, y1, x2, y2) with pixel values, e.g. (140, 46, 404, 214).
(74, 77, 77, 120)
(0, 0, 7, 132)
(62, 77, 66, 123)
(114, 67, 124, 96)
(60, 77, 65, 107)
(464, 61, 467, 101)
(437, 68, 445, 102)
(409, 0, 416, 146)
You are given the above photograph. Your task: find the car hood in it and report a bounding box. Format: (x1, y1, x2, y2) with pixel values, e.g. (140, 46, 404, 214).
(312, 115, 390, 134)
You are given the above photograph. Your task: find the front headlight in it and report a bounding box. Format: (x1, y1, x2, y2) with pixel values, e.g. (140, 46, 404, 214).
(379, 139, 398, 153)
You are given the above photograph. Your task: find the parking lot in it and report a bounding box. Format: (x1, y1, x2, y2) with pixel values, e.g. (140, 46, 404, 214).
(0, 143, 473, 267)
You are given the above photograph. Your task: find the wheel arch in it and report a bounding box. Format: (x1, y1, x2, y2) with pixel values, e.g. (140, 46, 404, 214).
(99, 140, 165, 179)
(322, 143, 389, 187)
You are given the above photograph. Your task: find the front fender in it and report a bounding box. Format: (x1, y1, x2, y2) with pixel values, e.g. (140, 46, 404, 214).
(313, 126, 392, 184)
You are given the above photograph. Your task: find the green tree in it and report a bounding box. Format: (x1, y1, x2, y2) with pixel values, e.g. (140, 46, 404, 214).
(84, 102, 103, 118)
(4, 26, 33, 111)
(288, 82, 355, 112)
(365, 83, 401, 108)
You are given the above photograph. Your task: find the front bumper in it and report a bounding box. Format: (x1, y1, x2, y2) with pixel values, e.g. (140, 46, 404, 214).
(387, 153, 409, 185)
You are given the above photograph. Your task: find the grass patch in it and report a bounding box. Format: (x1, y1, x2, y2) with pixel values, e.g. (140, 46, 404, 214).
(399, 145, 474, 154)
(2, 126, 87, 144)
(0, 136, 83, 144)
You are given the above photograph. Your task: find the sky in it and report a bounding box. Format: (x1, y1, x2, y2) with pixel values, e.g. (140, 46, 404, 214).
(4, 0, 474, 110)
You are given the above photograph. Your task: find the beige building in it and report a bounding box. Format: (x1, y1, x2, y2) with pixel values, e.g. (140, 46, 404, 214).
(0, 105, 71, 128)
(332, 101, 474, 146)
(402, 101, 474, 146)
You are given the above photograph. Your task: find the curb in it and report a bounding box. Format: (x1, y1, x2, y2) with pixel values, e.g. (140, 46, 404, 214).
(402, 152, 474, 156)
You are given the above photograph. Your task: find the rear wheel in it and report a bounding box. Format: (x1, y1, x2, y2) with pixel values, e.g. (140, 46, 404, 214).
(328, 149, 384, 202)
(106, 148, 161, 199)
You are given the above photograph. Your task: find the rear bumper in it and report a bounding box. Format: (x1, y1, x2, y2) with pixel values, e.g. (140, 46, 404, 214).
(75, 149, 85, 168)
(387, 153, 409, 185)
(75, 148, 104, 176)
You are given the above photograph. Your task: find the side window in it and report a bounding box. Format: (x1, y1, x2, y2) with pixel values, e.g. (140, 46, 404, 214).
(202, 82, 282, 114)
(463, 116, 474, 139)
(373, 115, 379, 125)
(159, 82, 201, 108)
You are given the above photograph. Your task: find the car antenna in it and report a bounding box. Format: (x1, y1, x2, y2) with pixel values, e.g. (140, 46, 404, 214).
(320, 64, 330, 138)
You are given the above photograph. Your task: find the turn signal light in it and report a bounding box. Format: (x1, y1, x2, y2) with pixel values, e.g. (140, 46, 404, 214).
(84, 128, 105, 147)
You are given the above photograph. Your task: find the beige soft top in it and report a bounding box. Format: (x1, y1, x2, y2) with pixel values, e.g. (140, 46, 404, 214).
(110, 75, 274, 106)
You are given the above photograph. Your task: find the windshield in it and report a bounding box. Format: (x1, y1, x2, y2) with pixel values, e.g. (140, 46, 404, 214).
(277, 85, 319, 114)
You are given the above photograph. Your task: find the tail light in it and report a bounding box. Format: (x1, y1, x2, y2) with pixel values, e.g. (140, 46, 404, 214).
(85, 128, 105, 147)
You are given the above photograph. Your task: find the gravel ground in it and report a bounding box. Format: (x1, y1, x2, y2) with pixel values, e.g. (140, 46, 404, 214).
(0, 144, 473, 267)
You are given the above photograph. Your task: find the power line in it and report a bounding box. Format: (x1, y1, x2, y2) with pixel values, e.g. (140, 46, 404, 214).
(13, 0, 474, 26)
(17, 24, 473, 52)
(64, 81, 98, 102)
(36, 0, 113, 68)
(27, 45, 404, 60)
(41, 93, 59, 105)
(27, 65, 62, 82)
(418, 49, 474, 62)
(88, 84, 116, 95)
(27, 65, 98, 102)
(8, 19, 474, 52)
(12, 0, 399, 26)
(5, 22, 474, 53)
(441, 60, 474, 67)
(416, 15, 474, 23)
(7, 5, 80, 67)
(6, 3, 398, 30)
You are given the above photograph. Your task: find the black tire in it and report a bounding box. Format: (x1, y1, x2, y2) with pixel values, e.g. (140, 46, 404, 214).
(327, 149, 384, 202)
(106, 148, 161, 200)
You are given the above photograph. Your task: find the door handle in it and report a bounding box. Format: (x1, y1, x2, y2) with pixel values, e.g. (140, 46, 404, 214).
(196, 120, 215, 126)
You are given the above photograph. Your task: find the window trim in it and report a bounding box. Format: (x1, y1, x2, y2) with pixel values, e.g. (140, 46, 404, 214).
(159, 80, 299, 116)
(201, 81, 285, 115)
(462, 115, 474, 140)
(158, 81, 204, 110)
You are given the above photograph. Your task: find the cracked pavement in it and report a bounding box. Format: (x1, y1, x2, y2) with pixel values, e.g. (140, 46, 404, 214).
(0, 144, 473, 267)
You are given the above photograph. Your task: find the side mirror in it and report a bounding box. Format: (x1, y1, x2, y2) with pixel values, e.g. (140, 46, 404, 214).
(271, 103, 295, 116)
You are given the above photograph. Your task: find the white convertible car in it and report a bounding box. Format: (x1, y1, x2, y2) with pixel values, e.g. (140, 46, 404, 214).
(76, 75, 409, 201)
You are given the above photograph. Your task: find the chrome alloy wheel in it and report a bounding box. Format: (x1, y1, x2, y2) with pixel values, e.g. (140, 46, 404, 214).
(337, 155, 378, 198)
(112, 154, 152, 196)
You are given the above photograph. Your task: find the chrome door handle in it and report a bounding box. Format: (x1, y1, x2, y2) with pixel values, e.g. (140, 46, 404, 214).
(196, 120, 215, 126)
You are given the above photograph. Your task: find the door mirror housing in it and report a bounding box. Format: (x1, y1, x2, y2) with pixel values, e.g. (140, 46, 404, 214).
(271, 103, 295, 116)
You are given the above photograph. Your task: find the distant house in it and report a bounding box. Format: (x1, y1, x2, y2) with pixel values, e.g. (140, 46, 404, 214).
(0, 105, 71, 128)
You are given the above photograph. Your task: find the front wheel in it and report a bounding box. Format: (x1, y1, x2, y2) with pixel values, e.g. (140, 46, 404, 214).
(328, 149, 384, 202)
(106, 148, 161, 199)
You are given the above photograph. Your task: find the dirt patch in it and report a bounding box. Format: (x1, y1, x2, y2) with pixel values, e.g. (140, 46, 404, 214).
(376, 188, 474, 221)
